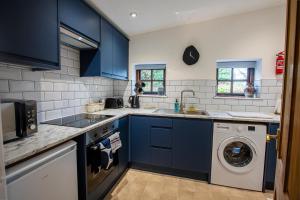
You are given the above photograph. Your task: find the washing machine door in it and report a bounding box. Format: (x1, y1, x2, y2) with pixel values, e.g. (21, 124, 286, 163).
(217, 136, 257, 174)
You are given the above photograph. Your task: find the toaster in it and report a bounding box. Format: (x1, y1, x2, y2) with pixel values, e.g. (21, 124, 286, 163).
(104, 97, 124, 109)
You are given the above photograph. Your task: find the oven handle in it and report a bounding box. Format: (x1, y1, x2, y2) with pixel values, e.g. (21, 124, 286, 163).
(90, 129, 119, 150)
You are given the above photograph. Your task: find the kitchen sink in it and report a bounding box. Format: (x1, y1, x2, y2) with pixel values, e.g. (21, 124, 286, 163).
(153, 109, 209, 116)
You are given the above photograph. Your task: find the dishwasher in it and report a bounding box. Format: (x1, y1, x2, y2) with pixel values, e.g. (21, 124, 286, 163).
(6, 141, 78, 200)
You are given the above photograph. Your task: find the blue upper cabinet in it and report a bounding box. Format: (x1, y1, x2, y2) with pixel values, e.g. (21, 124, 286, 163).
(0, 0, 60, 69)
(112, 28, 129, 80)
(81, 17, 129, 80)
(172, 118, 213, 175)
(100, 19, 114, 76)
(59, 0, 100, 43)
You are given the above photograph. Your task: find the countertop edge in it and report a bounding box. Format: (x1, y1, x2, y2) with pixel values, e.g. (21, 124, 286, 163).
(4, 110, 280, 166)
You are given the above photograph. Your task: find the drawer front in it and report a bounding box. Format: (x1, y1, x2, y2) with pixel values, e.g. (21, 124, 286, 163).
(150, 117, 173, 128)
(151, 147, 172, 167)
(150, 128, 172, 148)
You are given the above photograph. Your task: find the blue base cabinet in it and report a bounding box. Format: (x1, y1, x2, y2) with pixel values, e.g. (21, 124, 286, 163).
(131, 116, 151, 164)
(130, 116, 213, 181)
(264, 123, 279, 190)
(172, 118, 213, 177)
(0, 0, 60, 69)
(119, 117, 129, 174)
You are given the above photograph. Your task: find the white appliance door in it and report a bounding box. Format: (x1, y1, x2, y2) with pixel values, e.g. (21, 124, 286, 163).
(217, 136, 258, 174)
(6, 141, 78, 200)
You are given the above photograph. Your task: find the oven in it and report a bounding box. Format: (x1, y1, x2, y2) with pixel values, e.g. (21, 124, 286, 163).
(85, 120, 120, 200)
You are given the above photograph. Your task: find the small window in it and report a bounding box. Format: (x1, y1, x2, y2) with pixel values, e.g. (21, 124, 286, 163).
(216, 61, 255, 96)
(136, 68, 166, 95)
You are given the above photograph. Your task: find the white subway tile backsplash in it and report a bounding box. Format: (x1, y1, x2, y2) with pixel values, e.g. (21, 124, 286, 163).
(0, 45, 113, 123)
(23, 92, 44, 101)
(62, 107, 75, 117)
(9, 80, 34, 92)
(60, 74, 74, 82)
(206, 105, 218, 111)
(43, 72, 60, 82)
(115, 79, 282, 113)
(61, 57, 74, 67)
(182, 80, 194, 85)
(268, 86, 282, 94)
(218, 105, 231, 111)
(62, 91, 75, 100)
(0, 80, 9, 92)
(169, 80, 181, 86)
(0, 67, 22, 80)
(53, 100, 69, 109)
(22, 71, 44, 81)
(37, 112, 45, 123)
(45, 109, 62, 121)
(261, 79, 277, 86)
(53, 82, 69, 91)
(232, 105, 246, 112)
(68, 67, 80, 76)
(259, 106, 275, 113)
(245, 106, 260, 112)
(38, 101, 54, 112)
(45, 92, 61, 101)
(0, 92, 23, 99)
(35, 82, 53, 91)
(69, 99, 81, 107)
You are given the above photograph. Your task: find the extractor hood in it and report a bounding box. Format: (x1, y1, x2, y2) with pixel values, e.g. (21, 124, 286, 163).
(60, 26, 98, 49)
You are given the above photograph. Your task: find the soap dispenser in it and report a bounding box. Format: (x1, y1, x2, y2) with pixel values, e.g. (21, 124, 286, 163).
(174, 99, 179, 113)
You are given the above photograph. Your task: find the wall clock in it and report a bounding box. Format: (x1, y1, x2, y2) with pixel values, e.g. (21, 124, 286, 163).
(183, 45, 200, 65)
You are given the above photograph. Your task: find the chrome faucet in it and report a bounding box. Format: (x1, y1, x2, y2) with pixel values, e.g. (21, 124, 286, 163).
(180, 90, 195, 113)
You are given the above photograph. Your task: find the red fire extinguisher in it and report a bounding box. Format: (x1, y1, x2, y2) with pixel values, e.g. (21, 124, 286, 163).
(276, 51, 285, 75)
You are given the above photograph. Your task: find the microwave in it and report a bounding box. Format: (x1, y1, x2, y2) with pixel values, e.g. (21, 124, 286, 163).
(1, 99, 38, 143)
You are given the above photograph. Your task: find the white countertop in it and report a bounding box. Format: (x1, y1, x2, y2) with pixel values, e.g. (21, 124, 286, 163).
(4, 108, 280, 166)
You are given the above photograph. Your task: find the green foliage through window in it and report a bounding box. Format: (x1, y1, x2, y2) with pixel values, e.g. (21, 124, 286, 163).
(217, 67, 254, 96)
(137, 69, 165, 95)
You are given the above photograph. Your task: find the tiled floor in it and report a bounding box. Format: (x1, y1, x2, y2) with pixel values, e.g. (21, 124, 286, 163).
(105, 169, 273, 200)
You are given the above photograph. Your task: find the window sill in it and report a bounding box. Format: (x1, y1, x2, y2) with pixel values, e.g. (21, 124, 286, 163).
(214, 96, 262, 100)
(138, 94, 168, 98)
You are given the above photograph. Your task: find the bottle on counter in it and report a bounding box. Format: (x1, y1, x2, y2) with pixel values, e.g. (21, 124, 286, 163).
(174, 99, 179, 113)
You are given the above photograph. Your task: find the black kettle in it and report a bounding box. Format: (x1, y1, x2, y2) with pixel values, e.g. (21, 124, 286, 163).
(128, 95, 140, 108)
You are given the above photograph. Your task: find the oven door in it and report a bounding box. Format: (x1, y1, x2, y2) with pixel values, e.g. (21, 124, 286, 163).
(86, 137, 119, 197)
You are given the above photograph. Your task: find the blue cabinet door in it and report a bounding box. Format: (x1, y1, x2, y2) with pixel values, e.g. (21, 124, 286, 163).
(100, 18, 113, 77)
(80, 49, 101, 76)
(130, 116, 151, 164)
(0, 0, 59, 69)
(60, 0, 100, 42)
(112, 28, 129, 80)
(119, 117, 129, 174)
(264, 123, 279, 190)
(172, 119, 213, 173)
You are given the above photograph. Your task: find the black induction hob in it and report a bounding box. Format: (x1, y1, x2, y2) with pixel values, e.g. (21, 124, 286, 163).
(41, 114, 114, 128)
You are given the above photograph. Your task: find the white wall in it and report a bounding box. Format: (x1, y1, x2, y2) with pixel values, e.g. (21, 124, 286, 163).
(129, 5, 286, 80)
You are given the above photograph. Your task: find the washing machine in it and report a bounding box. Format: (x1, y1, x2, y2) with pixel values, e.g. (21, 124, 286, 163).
(211, 122, 266, 191)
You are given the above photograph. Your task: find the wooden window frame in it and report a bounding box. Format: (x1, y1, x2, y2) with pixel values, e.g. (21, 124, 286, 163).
(136, 69, 166, 95)
(216, 68, 255, 96)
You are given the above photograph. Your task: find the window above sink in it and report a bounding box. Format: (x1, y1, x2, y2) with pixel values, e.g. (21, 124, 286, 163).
(216, 60, 261, 98)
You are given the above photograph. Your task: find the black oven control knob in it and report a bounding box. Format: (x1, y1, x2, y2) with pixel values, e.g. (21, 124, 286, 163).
(94, 133, 98, 138)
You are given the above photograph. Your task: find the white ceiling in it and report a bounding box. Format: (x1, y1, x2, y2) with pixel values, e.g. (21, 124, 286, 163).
(86, 0, 284, 36)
